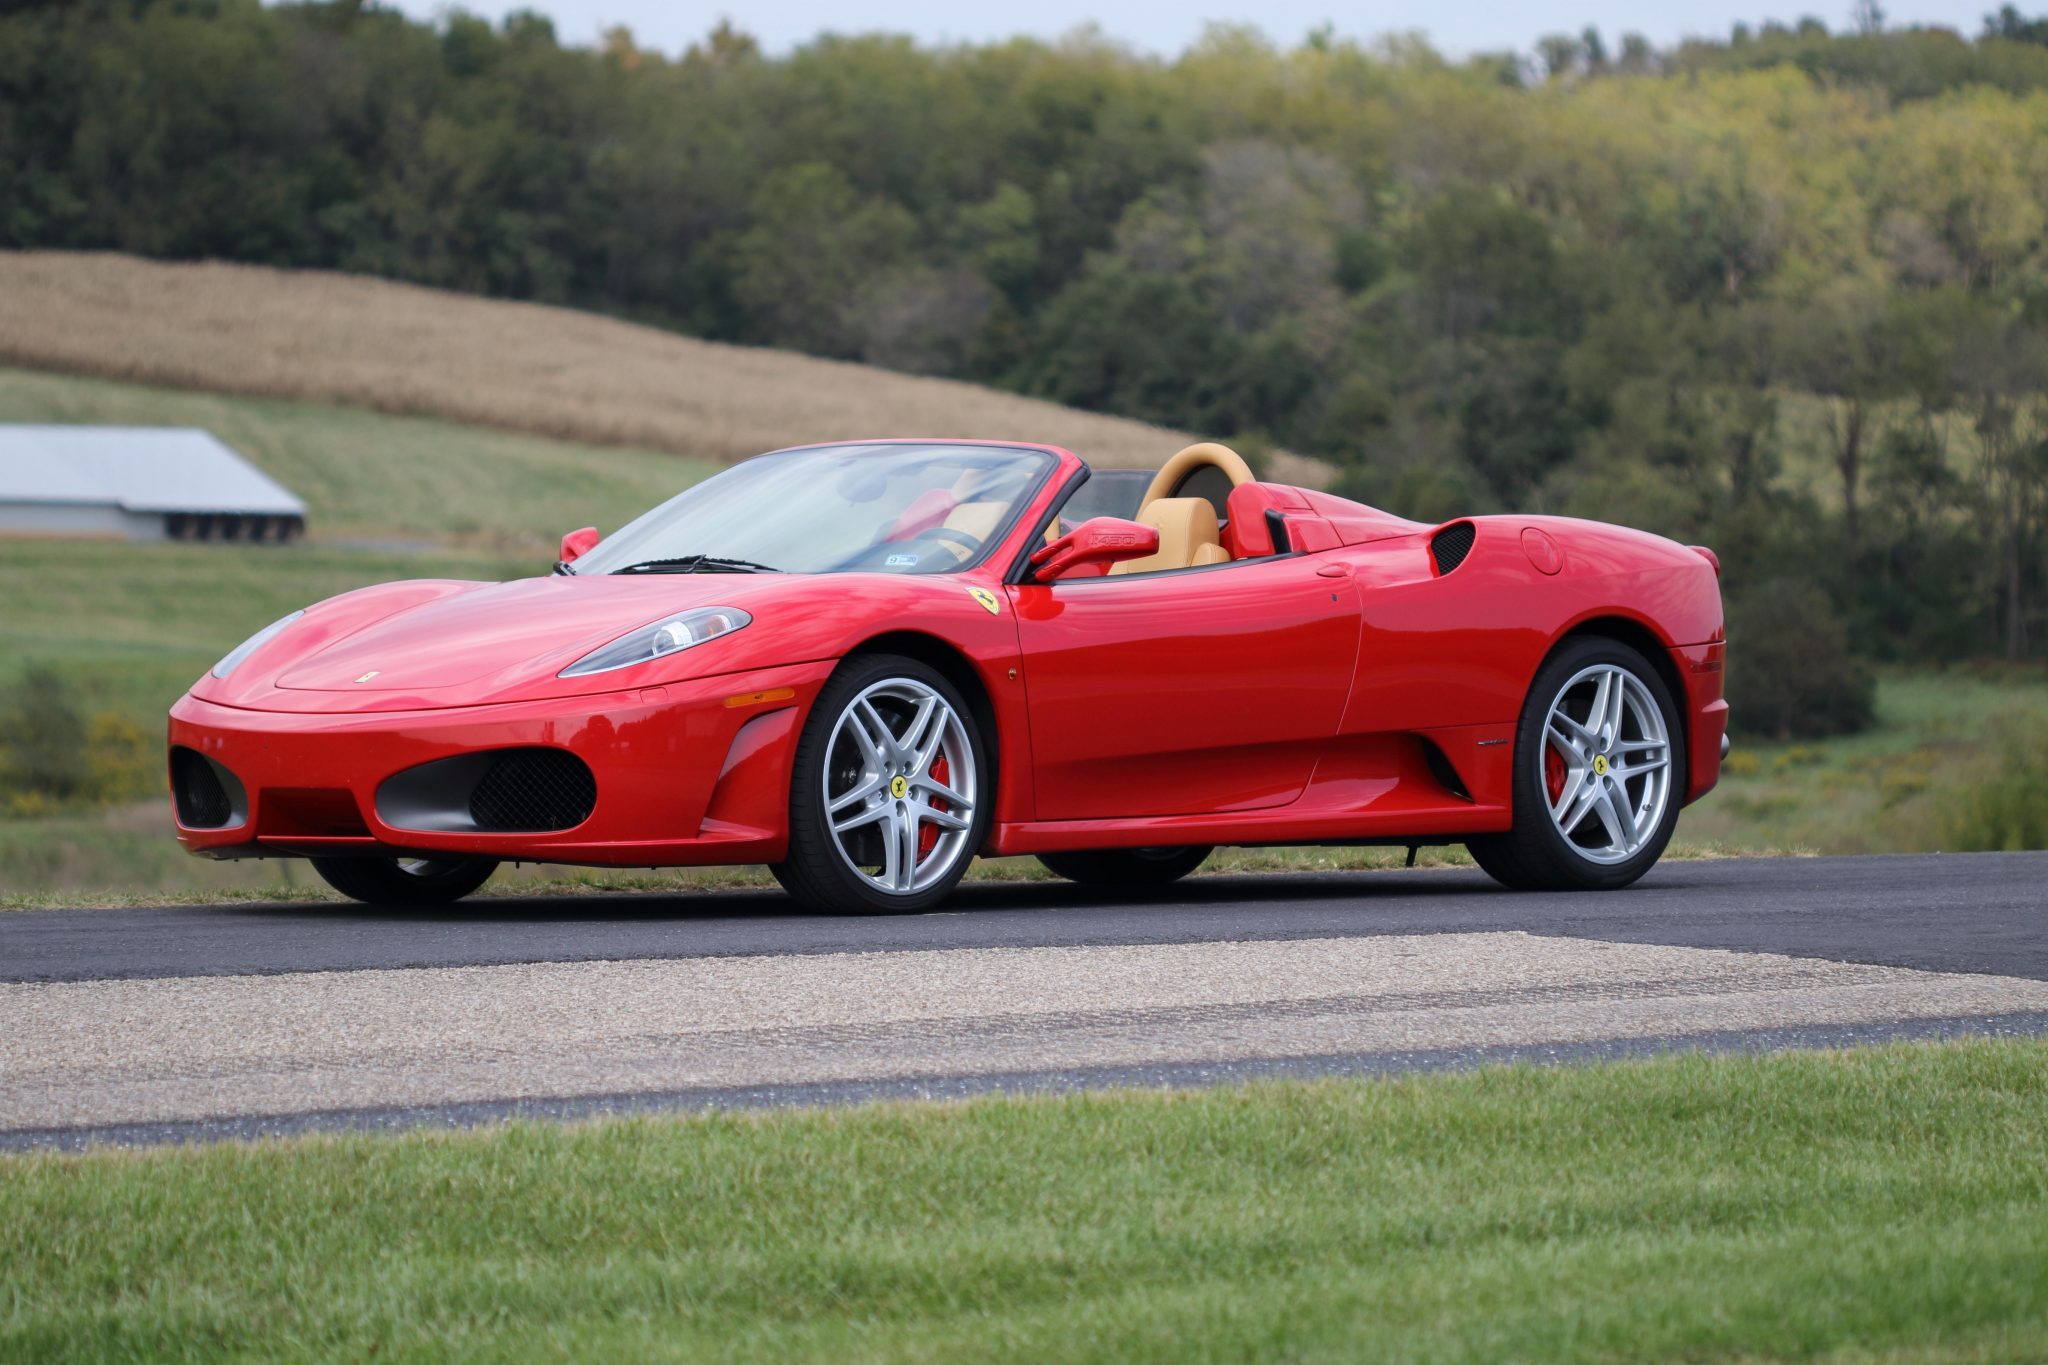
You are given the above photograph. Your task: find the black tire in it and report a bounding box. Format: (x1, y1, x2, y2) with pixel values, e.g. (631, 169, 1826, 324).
(309, 855, 499, 906)
(1036, 846, 1213, 887)
(1466, 636, 1687, 892)
(772, 653, 993, 914)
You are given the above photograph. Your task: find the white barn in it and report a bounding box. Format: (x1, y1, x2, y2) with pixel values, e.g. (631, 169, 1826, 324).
(0, 425, 307, 542)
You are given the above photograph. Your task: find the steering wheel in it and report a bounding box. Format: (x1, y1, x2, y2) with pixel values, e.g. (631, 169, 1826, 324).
(845, 526, 983, 572)
(922, 527, 984, 560)
(1136, 442, 1257, 516)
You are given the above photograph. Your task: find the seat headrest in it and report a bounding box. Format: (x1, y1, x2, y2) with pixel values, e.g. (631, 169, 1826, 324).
(1139, 442, 1256, 509)
(1109, 497, 1221, 575)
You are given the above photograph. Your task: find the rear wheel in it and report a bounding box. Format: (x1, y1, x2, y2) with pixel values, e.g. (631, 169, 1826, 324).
(1036, 846, 1212, 887)
(309, 855, 499, 906)
(773, 654, 991, 913)
(1466, 637, 1685, 891)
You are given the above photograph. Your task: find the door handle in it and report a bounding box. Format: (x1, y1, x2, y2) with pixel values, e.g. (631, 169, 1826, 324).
(1315, 563, 1351, 578)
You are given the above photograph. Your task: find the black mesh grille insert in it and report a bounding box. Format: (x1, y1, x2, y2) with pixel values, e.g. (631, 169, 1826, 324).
(467, 749, 597, 832)
(1431, 521, 1477, 575)
(171, 747, 233, 828)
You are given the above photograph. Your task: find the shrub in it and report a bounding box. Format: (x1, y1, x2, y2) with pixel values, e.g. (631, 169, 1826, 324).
(1725, 580, 1877, 740)
(85, 712, 157, 804)
(1942, 721, 2048, 851)
(0, 665, 88, 800)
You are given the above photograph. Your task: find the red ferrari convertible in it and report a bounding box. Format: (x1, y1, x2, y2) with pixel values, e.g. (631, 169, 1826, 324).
(169, 440, 1727, 911)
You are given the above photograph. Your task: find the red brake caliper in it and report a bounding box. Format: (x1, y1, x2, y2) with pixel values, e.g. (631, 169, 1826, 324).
(917, 753, 950, 862)
(1544, 743, 1567, 806)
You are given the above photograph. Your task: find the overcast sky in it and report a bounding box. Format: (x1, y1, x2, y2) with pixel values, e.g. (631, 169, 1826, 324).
(385, 0, 1996, 60)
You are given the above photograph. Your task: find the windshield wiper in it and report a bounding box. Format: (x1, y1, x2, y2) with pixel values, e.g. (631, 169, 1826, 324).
(609, 555, 782, 575)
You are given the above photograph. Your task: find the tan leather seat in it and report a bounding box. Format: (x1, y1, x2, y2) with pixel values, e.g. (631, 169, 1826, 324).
(1108, 497, 1229, 575)
(942, 501, 1006, 541)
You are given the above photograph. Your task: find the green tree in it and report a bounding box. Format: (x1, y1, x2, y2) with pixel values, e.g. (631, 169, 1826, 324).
(727, 163, 916, 356)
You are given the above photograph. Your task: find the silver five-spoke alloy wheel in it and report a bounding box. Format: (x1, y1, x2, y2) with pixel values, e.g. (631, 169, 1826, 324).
(823, 678, 978, 894)
(1540, 662, 1672, 866)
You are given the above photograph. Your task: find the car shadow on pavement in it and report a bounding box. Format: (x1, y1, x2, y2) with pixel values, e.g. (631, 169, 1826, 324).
(214, 866, 1520, 926)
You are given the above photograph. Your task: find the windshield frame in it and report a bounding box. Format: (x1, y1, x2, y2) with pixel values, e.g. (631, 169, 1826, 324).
(566, 440, 1065, 579)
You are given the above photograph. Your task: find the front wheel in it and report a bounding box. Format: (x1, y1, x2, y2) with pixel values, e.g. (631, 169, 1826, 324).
(1036, 846, 1213, 887)
(773, 654, 992, 913)
(309, 855, 499, 906)
(1466, 637, 1686, 891)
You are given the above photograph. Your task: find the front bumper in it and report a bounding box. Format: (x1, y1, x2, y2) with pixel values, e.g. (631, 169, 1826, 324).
(168, 660, 832, 866)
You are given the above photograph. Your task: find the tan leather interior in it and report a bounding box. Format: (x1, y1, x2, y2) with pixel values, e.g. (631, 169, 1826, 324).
(942, 501, 1005, 541)
(1137, 442, 1258, 513)
(1108, 497, 1225, 575)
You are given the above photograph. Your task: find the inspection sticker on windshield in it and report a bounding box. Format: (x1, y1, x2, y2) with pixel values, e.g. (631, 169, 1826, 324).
(885, 553, 919, 567)
(967, 586, 1002, 615)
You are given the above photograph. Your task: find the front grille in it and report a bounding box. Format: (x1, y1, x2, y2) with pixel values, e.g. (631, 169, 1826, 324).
(1431, 521, 1477, 575)
(171, 747, 233, 828)
(467, 749, 597, 832)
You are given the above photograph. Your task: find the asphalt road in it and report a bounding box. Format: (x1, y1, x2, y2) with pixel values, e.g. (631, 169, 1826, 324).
(3, 852, 2045, 1149)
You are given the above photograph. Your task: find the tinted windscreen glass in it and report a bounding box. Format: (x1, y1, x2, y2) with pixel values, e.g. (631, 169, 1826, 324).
(570, 444, 1056, 577)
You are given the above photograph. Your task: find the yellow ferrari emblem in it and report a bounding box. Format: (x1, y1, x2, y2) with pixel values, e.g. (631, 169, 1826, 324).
(967, 586, 1002, 615)
(1592, 754, 1609, 776)
(889, 774, 910, 799)
(354, 671, 380, 684)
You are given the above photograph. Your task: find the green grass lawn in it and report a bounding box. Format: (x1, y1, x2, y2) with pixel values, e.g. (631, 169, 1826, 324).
(5, 1040, 2046, 1361)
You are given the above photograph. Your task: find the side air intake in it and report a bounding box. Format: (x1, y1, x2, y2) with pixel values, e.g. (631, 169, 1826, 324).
(171, 746, 245, 828)
(1430, 521, 1477, 575)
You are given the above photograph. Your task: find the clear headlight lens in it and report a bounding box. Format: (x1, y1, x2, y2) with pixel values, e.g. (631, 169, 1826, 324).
(210, 610, 305, 680)
(559, 607, 751, 678)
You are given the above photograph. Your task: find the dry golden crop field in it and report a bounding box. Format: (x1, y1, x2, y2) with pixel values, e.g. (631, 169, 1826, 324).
(0, 251, 1323, 481)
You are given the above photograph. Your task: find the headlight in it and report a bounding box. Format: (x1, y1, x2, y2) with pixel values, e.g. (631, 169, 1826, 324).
(559, 607, 751, 678)
(210, 611, 305, 679)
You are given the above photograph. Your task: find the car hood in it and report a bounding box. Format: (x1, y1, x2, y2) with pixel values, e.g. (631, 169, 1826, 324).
(200, 573, 823, 713)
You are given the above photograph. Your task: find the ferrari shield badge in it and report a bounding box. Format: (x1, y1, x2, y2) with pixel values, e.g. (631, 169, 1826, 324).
(966, 586, 1002, 615)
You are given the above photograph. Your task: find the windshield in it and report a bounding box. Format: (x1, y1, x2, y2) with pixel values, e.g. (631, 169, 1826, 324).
(569, 443, 1058, 577)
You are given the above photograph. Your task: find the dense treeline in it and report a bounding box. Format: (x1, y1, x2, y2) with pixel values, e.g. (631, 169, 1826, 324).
(3, 1, 2047, 726)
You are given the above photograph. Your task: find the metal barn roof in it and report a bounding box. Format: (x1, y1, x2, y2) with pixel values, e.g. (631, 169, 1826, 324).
(0, 425, 306, 517)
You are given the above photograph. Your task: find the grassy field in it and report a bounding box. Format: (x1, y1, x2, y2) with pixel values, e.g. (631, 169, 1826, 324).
(0, 251, 1328, 482)
(5, 1040, 2047, 1360)
(1683, 667, 2048, 854)
(0, 367, 714, 552)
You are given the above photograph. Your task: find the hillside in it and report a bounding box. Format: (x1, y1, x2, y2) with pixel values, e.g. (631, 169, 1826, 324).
(0, 252, 1322, 483)
(0, 368, 718, 548)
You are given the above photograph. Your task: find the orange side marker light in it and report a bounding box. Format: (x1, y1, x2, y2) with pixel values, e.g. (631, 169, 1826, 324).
(724, 687, 797, 709)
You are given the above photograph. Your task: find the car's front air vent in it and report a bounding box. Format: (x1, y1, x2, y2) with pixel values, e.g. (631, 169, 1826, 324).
(171, 746, 236, 828)
(468, 749, 597, 832)
(1430, 521, 1477, 575)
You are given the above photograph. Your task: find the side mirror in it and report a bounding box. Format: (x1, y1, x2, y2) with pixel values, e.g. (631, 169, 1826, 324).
(558, 527, 600, 564)
(1029, 516, 1159, 581)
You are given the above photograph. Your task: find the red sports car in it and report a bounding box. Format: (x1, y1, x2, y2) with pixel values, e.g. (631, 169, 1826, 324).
(169, 440, 1727, 911)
